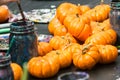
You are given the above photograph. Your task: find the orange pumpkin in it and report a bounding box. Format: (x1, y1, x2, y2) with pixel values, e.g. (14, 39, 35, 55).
(97, 45, 118, 64)
(54, 25, 67, 36)
(37, 42, 53, 56)
(49, 33, 77, 50)
(64, 14, 92, 42)
(77, 24, 92, 41)
(94, 4, 110, 21)
(48, 15, 62, 34)
(28, 51, 60, 78)
(90, 19, 111, 34)
(73, 44, 100, 70)
(85, 29, 117, 45)
(56, 2, 81, 23)
(81, 4, 110, 23)
(0, 5, 10, 23)
(10, 63, 23, 80)
(61, 43, 81, 58)
(55, 50, 72, 68)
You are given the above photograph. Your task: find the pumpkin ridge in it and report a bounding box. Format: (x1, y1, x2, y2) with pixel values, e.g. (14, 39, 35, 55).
(35, 57, 43, 78)
(74, 52, 82, 68)
(78, 53, 96, 70)
(81, 44, 99, 63)
(41, 57, 51, 78)
(57, 50, 72, 68)
(68, 17, 81, 36)
(99, 32, 109, 44)
(77, 24, 91, 41)
(106, 45, 118, 63)
(43, 56, 52, 76)
(75, 19, 85, 37)
(105, 29, 117, 44)
(45, 51, 60, 74)
(85, 51, 99, 63)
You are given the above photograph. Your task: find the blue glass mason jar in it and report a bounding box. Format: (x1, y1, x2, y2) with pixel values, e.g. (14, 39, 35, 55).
(0, 54, 14, 80)
(109, 0, 120, 45)
(9, 20, 38, 66)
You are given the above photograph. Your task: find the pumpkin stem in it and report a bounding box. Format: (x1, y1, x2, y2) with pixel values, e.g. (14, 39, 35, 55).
(56, 51, 60, 55)
(100, 0, 104, 5)
(82, 43, 93, 54)
(62, 43, 73, 50)
(76, 14, 79, 17)
(61, 36, 65, 39)
(77, 3, 81, 7)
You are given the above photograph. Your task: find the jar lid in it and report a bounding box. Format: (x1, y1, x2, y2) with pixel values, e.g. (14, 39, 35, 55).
(10, 20, 35, 34)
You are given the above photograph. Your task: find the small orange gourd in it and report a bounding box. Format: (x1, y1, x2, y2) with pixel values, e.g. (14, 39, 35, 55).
(48, 16, 62, 34)
(61, 43, 81, 58)
(28, 51, 60, 78)
(64, 14, 92, 42)
(85, 29, 117, 45)
(0, 5, 10, 23)
(49, 33, 77, 50)
(10, 63, 23, 80)
(73, 44, 100, 70)
(54, 25, 67, 36)
(56, 2, 81, 23)
(90, 19, 111, 34)
(38, 42, 53, 56)
(80, 4, 110, 24)
(54, 50, 72, 68)
(97, 45, 118, 64)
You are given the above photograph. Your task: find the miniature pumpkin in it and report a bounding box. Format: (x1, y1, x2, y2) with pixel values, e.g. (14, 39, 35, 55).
(10, 63, 23, 80)
(81, 4, 110, 23)
(54, 25, 67, 36)
(0, 5, 10, 23)
(64, 33, 77, 43)
(49, 36, 67, 50)
(85, 29, 117, 45)
(49, 33, 77, 50)
(48, 16, 62, 34)
(73, 44, 100, 70)
(97, 45, 118, 64)
(63, 14, 92, 41)
(28, 51, 60, 78)
(55, 50, 72, 68)
(77, 24, 92, 41)
(90, 19, 111, 34)
(94, 4, 110, 22)
(61, 43, 81, 58)
(56, 2, 81, 23)
(37, 42, 53, 56)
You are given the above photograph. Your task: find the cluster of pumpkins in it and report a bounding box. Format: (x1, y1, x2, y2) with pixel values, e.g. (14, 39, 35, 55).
(27, 1, 119, 79)
(0, 1, 119, 80)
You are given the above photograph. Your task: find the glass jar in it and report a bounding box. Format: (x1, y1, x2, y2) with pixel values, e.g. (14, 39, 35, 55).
(0, 54, 14, 80)
(109, 0, 120, 45)
(9, 20, 38, 66)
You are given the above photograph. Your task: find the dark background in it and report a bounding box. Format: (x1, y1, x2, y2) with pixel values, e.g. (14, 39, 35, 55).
(7, 0, 120, 80)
